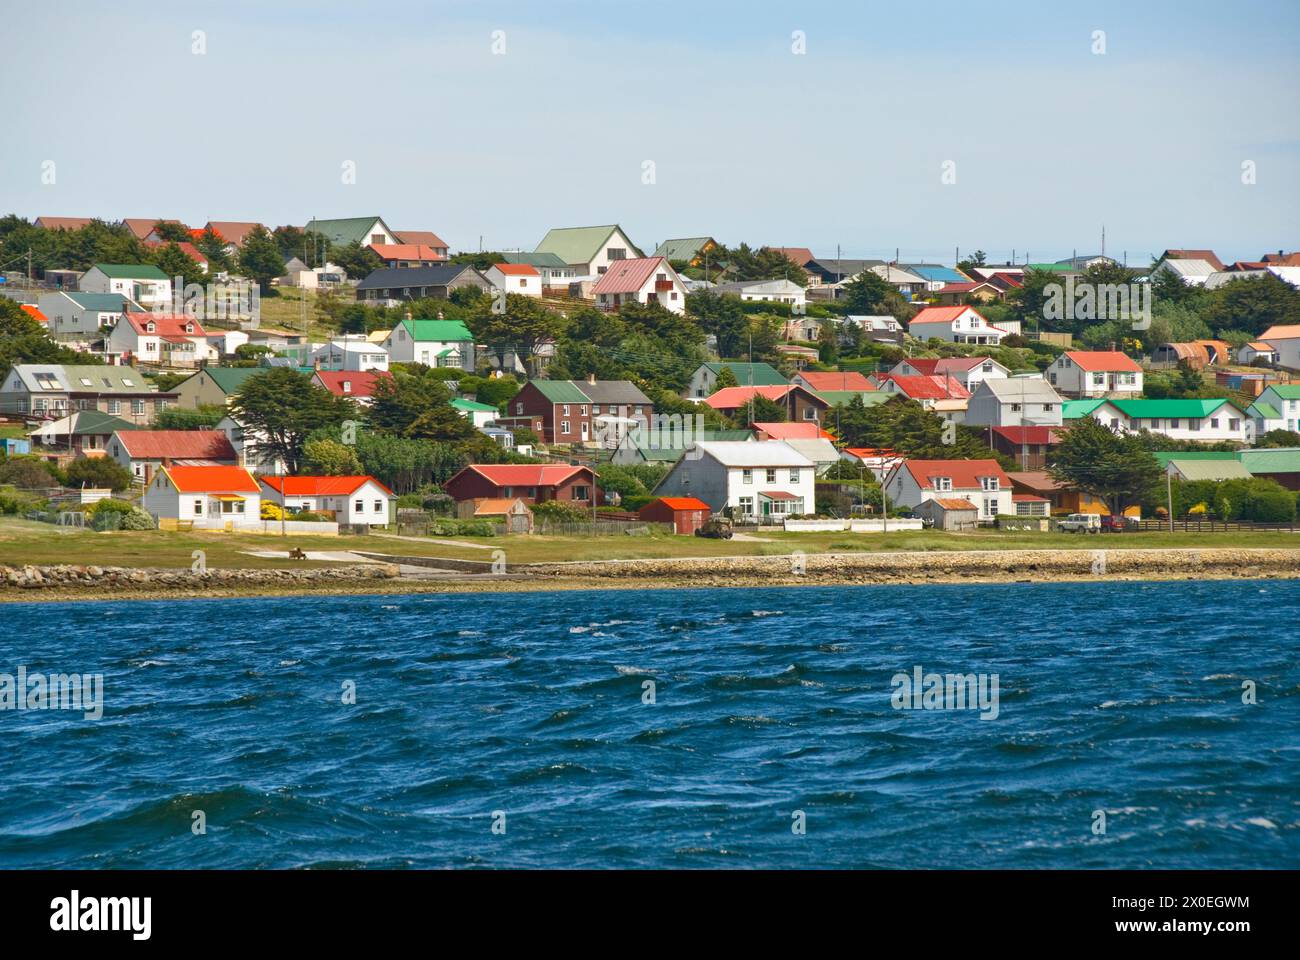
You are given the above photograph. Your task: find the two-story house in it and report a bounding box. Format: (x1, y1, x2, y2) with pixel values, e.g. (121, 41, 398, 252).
(907, 306, 1007, 345)
(889, 356, 1010, 392)
(884, 458, 1014, 522)
(78, 264, 172, 310)
(1046, 351, 1143, 398)
(685, 362, 787, 399)
(37, 291, 137, 341)
(533, 224, 643, 280)
(497, 379, 654, 446)
(652, 440, 816, 520)
(381, 318, 476, 370)
(592, 256, 688, 314)
(1, 364, 176, 425)
(964, 378, 1065, 428)
(703, 385, 829, 425)
(107, 312, 214, 367)
(309, 336, 390, 372)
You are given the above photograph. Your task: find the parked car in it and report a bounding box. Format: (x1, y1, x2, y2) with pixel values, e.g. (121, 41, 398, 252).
(1057, 513, 1101, 534)
(1100, 514, 1128, 532)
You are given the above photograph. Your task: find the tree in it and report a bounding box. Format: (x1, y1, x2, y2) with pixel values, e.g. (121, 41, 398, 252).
(237, 225, 287, 293)
(467, 294, 569, 376)
(839, 270, 894, 314)
(833, 395, 1006, 463)
(687, 289, 749, 358)
(194, 226, 233, 273)
(1202, 273, 1300, 337)
(956, 250, 987, 276)
(0, 298, 96, 380)
(230, 369, 357, 472)
(714, 364, 740, 389)
(149, 241, 206, 289)
(368, 367, 457, 435)
(745, 393, 789, 424)
(1049, 416, 1162, 516)
(327, 241, 384, 281)
(65, 456, 133, 492)
(302, 438, 363, 475)
(154, 405, 226, 430)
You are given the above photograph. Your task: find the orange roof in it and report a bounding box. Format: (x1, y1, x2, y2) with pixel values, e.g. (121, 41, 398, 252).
(655, 497, 711, 511)
(1246, 341, 1276, 351)
(19, 304, 48, 324)
(368, 243, 446, 261)
(470, 498, 529, 515)
(458, 464, 590, 486)
(796, 371, 875, 391)
(204, 221, 263, 246)
(704, 385, 794, 409)
(259, 475, 393, 497)
(144, 239, 209, 264)
(933, 498, 978, 510)
(1064, 350, 1142, 372)
(910, 305, 978, 325)
(163, 464, 259, 494)
(490, 262, 539, 276)
(900, 458, 1010, 490)
(1260, 325, 1300, 340)
(751, 421, 831, 440)
(116, 430, 235, 460)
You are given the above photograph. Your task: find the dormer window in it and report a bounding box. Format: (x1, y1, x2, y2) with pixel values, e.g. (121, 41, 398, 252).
(934, 477, 953, 491)
(146, 322, 155, 333)
(981, 477, 999, 491)
(185, 323, 194, 333)
(342, 381, 352, 393)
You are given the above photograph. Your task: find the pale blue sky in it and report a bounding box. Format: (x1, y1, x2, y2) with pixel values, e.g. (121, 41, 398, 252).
(2, 0, 1297, 265)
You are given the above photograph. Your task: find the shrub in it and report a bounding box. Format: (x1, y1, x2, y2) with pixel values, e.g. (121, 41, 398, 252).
(0, 493, 23, 514)
(0, 458, 59, 489)
(89, 498, 135, 516)
(292, 511, 328, 522)
(118, 508, 155, 531)
(531, 501, 591, 523)
(261, 502, 285, 520)
(66, 456, 134, 492)
(427, 518, 496, 536)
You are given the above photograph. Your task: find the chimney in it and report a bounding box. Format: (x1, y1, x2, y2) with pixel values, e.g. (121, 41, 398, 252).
(404, 309, 412, 322)
(587, 373, 597, 385)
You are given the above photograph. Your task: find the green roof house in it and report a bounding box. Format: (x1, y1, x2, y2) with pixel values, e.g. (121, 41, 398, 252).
(1256, 384, 1300, 434)
(382, 318, 476, 371)
(686, 361, 788, 399)
(79, 263, 172, 309)
(1081, 397, 1251, 444)
(534, 224, 642, 276)
(652, 237, 719, 266)
(173, 366, 277, 408)
(304, 216, 399, 248)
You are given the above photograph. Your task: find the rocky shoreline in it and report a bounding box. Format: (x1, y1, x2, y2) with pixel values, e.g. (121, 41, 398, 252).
(2, 547, 1298, 602)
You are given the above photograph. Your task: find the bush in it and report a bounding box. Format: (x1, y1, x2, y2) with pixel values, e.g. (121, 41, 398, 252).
(531, 501, 591, 523)
(0, 493, 23, 514)
(0, 458, 59, 489)
(427, 518, 496, 536)
(261, 501, 285, 520)
(88, 498, 135, 516)
(66, 456, 134, 492)
(292, 510, 329, 522)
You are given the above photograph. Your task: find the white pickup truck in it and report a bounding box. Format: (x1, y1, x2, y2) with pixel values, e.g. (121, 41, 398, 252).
(1056, 513, 1101, 534)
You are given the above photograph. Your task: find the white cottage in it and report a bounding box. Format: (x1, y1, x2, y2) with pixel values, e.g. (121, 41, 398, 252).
(142, 464, 261, 528)
(259, 475, 394, 526)
(652, 440, 815, 520)
(884, 458, 1013, 522)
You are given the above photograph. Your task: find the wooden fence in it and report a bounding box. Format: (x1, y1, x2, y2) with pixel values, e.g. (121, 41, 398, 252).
(1130, 519, 1299, 533)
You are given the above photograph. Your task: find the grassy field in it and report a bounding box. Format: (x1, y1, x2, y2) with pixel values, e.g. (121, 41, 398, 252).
(255, 286, 336, 340)
(3, 517, 1300, 571)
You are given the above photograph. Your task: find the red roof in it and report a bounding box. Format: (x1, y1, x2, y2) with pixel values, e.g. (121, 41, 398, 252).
(990, 426, 1061, 444)
(123, 312, 207, 338)
(910, 305, 975, 325)
(761, 490, 801, 501)
(882, 374, 970, 400)
(704, 385, 794, 409)
(116, 430, 236, 461)
(19, 304, 48, 324)
(204, 221, 263, 246)
(312, 370, 391, 398)
(368, 243, 446, 261)
(35, 216, 94, 231)
(592, 256, 671, 295)
(163, 464, 259, 493)
(900, 458, 1010, 490)
(460, 464, 590, 486)
(144, 240, 209, 264)
(933, 498, 978, 510)
(260, 475, 393, 497)
(796, 371, 875, 391)
(768, 247, 816, 267)
(123, 218, 185, 239)
(655, 497, 711, 511)
(490, 262, 540, 276)
(751, 421, 832, 440)
(395, 230, 449, 249)
(1064, 350, 1142, 373)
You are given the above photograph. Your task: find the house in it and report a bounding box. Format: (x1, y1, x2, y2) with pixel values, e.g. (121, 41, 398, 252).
(122, 218, 186, 242)
(780, 437, 841, 474)
(703, 385, 829, 425)
(1046, 350, 1143, 398)
(37, 291, 135, 341)
(311, 370, 390, 406)
(142, 464, 261, 529)
(1255, 385, 1300, 433)
(456, 497, 535, 533)
(652, 440, 816, 520)
(79, 264, 172, 309)
(782, 312, 824, 342)
(451, 397, 500, 429)
(964, 378, 1064, 428)
(108, 429, 237, 484)
(215, 413, 284, 475)
(259, 475, 394, 527)
(1238, 341, 1279, 365)
(367, 243, 446, 268)
(652, 238, 719, 268)
(381, 317, 476, 370)
(1159, 249, 1226, 272)
(0, 364, 176, 425)
(843, 314, 904, 344)
(202, 221, 264, 251)
(908, 305, 1007, 345)
(1258, 325, 1300, 369)
(875, 374, 971, 409)
(639, 496, 713, 534)
(107, 312, 214, 367)
(803, 258, 882, 284)
(767, 247, 817, 274)
(356, 264, 491, 303)
(500, 252, 580, 290)
(915, 498, 980, 531)
(933, 280, 1008, 305)
(34, 216, 95, 231)
(1083, 398, 1251, 443)
(1164, 458, 1253, 482)
(609, 428, 753, 466)
(592, 256, 688, 314)
(309, 336, 389, 372)
(750, 421, 831, 441)
(305, 216, 400, 249)
(685, 361, 786, 399)
(1006, 471, 1129, 517)
(173, 366, 270, 408)
(28, 410, 137, 459)
(1246, 398, 1284, 437)
(497, 379, 653, 446)
(443, 464, 600, 506)
(1237, 448, 1300, 490)
(890, 356, 1010, 392)
(899, 264, 971, 291)
(839, 446, 905, 482)
(393, 231, 450, 259)
(0, 438, 31, 457)
(791, 371, 875, 394)
(484, 262, 542, 298)
(1151, 258, 1217, 286)
(534, 224, 643, 279)
(867, 264, 927, 299)
(279, 258, 347, 290)
(987, 426, 1062, 471)
(884, 459, 1013, 522)
(710, 278, 807, 308)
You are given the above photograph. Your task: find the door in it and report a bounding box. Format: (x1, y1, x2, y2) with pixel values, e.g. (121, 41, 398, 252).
(581, 422, 589, 442)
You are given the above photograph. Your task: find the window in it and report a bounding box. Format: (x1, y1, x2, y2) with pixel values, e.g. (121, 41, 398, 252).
(671, 292, 678, 300)
(742, 469, 753, 484)
(515, 402, 523, 415)
(802, 407, 817, 420)
(607, 248, 627, 261)
(79, 377, 93, 386)
(108, 400, 121, 414)
(580, 406, 587, 416)
(1169, 419, 1180, 429)
(560, 420, 570, 434)
(1209, 418, 1219, 429)
(739, 496, 754, 516)
(765, 469, 777, 483)
(355, 500, 364, 513)
(562, 404, 570, 416)
(591, 404, 600, 415)
(789, 468, 799, 483)
(1229, 418, 1240, 431)
(572, 485, 590, 501)
(983, 497, 997, 517)
(194, 500, 203, 515)
(981, 476, 999, 491)
(935, 477, 952, 491)
(519, 279, 527, 288)
(373, 500, 383, 512)
(132, 400, 145, 415)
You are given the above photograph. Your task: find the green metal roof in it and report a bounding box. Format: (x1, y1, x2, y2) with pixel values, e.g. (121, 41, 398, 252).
(91, 263, 168, 280)
(534, 225, 641, 265)
(197, 367, 269, 394)
(529, 380, 592, 403)
(1165, 459, 1253, 481)
(653, 237, 715, 262)
(304, 216, 386, 247)
(1248, 401, 1281, 419)
(451, 398, 498, 412)
(1152, 451, 1239, 469)
(817, 390, 891, 407)
(1062, 398, 1107, 419)
(1262, 384, 1300, 399)
(501, 251, 568, 269)
(1109, 398, 1247, 418)
(1238, 447, 1300, 473)
(703, 361, 787, 386)
(401, 319, 472, 342)
(64, 292, 130, 311)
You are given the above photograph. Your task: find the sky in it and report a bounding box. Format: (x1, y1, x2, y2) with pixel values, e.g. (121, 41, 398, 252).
(2, 0, 1297, 266)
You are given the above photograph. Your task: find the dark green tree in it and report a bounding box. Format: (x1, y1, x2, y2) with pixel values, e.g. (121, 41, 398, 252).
(230, 368, 356, 472)
(1049, 415, 1162, 516)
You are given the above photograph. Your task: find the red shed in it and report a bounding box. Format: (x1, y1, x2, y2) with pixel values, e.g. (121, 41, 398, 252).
(639, 496, 712, 535)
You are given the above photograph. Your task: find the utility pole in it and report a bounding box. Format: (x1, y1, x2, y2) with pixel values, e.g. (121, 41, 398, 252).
(1166, 468, 1174, 533)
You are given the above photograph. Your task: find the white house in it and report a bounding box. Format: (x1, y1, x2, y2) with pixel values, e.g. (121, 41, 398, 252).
(79, 264, 172, 309)
(592, 256, 688, 314)
(1259, 324, 1300, 369)
(652, 440, 816, 521)
(1046, 350, 1143, 398)
(484, 263, 542, 298)
(844, 315, 903, 341)
(964, 378, 1065, 428)
(884, 458, 1013, 522)
(108, 428, 237, 484)
(142, 464, 262, 529)
(310, 336, 389, 372)
(258, 475, 394, 527)
(1151, 258, 1217, 287)
(890, 356, 1010, 391)
(908, 306, 1007, 345)
(382, 318, 476, 370)
(1237, 340, 1279, 365)
(1255, 385, 1300, 434)
(534, 224, 643, 279)
(710, 278, 807, 308)
(451, 397, 500, 429)
(37, 291, 136, 341)
(107, 312, 215, 367)
(1086, 398, 1251, 443)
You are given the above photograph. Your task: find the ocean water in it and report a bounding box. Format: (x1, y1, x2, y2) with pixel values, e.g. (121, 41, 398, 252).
(0, 581, 1296, 869)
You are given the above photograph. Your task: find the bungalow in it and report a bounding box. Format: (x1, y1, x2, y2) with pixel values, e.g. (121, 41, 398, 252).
(309, 336, 390, 372)
(964, 378, 1064, 428)
(791, 371, 876, 394)
(843, 315, 904, 344)
(451, 397, 501, 429)
(592, 256, 688, 314)
(356, 264, 491, 304)
(534, 224, 643, 279)
(259, 475, 394, 527)
(609, 427, 753, 466)
(1238, 341, 1279, 365)
(304, 216, 401, 249)
(908, 305, 1006, 345)
(37, 291, 136, 341)
(875, 374, 971, 409)
(108, 429, 237, 484)
(1164, 458, 1253, 482)
(1006, 471, 1126, 517)
(1255, 384, 1300, 433)
(28, 410, 136, 459)
(173, 366, 268, 408)
(142, 464, 262, 529)
(652, 440, 816, 520)
(1258, 324, 1300, 369)
(704, 385, 829, 425)
(311, 370, 391, 406)
(867, 264, 927, 299)
(443, 463, 600, 506)
(202, 221, 264, 252)
(497, 379, 653, 446)
(710, 278, 807, 308)
(839, 446, 905, 482)
(367, 243, 446, 268)
(79, 263, 172, 309)
(750, 421, 831, 441)
(934, 280, 1008, 305)
(499, 252, 580, 291)
(107, 312, 214, 367)
(653, 238, 719, 268)
(381, 318, 476, 370)
(900, 264, 971, 291)
(484, 262, 542, 298)
(804, 258, 882, 284)
(0, 364, 175, 425)
(1151, 257, 1217, 286)
(1046, 350, 1143, 398)
(685, 361, 786, 399)
(890, 356, 1010, 392)
(1159, 249, 1226, 272)
(1083, 398, 1251, 443)
(884, 458, 1013, 522)
(1238, 447, 1300, 490)
(639, 496, 713, 534)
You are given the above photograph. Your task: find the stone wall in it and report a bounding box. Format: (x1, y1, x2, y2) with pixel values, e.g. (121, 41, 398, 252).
(1, 563, 401, 592)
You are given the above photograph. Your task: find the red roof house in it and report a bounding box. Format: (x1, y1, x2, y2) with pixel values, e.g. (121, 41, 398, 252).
(311, 369, 391, 402)
(109, 429, 237, 483)
(792, 370, 875, 392)
(443, 463, 600, 506)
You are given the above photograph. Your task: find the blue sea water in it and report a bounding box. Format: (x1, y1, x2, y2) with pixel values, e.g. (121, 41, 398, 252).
(0, 580, 1296, 869)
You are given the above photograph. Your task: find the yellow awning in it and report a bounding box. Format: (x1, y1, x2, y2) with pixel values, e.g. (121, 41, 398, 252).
(211, 494, 246, 501)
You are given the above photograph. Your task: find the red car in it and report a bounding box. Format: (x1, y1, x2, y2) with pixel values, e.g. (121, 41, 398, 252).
(1100, 515, 1128, 532)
